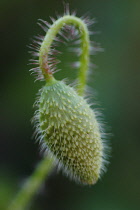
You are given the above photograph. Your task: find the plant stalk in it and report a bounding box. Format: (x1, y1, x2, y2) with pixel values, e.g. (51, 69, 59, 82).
(8, 156, 55, 210)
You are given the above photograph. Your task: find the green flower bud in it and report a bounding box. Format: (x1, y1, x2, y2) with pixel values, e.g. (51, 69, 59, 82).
(8, 12, 109, 210)
(37, 78, 104, 185)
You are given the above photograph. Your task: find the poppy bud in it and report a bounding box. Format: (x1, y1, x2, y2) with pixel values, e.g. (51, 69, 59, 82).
(38, 78, 104, 184)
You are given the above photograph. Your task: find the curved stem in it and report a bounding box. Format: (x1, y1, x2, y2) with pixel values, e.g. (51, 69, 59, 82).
(40, 15, 90, 96)
(9, 15, 90, 210)
(8, 156, 55, 210)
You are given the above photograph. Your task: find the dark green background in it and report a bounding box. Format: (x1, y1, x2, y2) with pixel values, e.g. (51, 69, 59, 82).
(0, 0, 140, 209)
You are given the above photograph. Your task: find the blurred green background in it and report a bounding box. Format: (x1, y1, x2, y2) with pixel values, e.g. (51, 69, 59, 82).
(0, 0, 140, 209)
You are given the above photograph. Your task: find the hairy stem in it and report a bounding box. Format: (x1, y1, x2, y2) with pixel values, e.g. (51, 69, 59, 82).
(40, 15, 90, 96)
(9, 15, 90, 210)
(8, 156, 55, 210)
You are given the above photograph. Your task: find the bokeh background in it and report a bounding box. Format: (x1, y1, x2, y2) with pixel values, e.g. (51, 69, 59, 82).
(1, 0, 140, 209)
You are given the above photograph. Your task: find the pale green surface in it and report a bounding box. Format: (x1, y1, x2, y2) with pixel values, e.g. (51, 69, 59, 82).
(39, 81, 103, 184)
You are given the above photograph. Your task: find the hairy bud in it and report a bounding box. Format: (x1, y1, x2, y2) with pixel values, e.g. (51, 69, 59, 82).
(37, 78, 104, 184)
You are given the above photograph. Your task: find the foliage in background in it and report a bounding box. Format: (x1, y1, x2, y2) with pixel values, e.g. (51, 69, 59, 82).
(0, 0, 140, 209)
